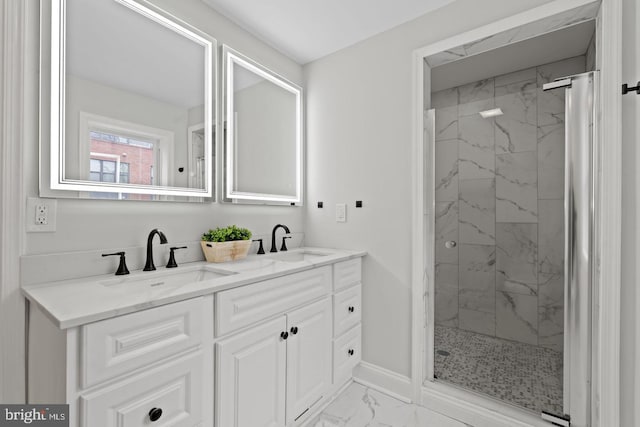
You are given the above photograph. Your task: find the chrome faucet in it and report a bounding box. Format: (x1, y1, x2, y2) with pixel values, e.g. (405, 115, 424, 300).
(143, 228, 168, 271)
(270, 224, 291, 253)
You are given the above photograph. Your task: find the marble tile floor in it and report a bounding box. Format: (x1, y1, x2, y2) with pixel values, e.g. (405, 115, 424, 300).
(434, 325, 563, 415)
(308, 382, 472, 427)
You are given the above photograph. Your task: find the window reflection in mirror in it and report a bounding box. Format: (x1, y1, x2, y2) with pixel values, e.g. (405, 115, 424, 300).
(87, 127, 158, 200)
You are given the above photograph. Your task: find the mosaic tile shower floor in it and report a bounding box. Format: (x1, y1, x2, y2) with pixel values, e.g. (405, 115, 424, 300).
(434, 325, 563, 415)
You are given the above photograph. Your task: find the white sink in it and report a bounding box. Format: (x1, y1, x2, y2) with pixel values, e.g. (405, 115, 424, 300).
(99, 266, 233, 292)
(267, 250, 330, 263)
(223, 258, 278, 272)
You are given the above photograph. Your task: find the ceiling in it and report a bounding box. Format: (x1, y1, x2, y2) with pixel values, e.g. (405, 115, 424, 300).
(431, 20, 596, 92)
(201, 0, 455, 64)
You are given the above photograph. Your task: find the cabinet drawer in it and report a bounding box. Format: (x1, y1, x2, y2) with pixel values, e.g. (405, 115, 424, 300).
(333, 285, 361, 337)
(333, 325, 361, 385)
(81, 298, 203, 388)
(333, 258, 361, 291)
(215, 266, 331, 336)
(79, 351, 203, 427)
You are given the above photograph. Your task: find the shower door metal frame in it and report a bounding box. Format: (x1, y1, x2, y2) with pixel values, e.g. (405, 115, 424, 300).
(538, 71, 600, 426)
(554, 71, 599, 427)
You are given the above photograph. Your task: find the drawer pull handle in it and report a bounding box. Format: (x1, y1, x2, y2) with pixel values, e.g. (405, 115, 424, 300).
(348, 306, 355, 313)
(348, 349, 355, 356)
(290, 326, 299, 335)
(280, 331, 289, 340)
(149, 408, 163, 422)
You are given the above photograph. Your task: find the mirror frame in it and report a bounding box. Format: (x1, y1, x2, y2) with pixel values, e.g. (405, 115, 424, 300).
(222, 45, 303, 205)
(45, 0, 217, 198)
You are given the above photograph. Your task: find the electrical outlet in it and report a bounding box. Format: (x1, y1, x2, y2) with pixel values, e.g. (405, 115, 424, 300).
(26, 197, 57, 232)
(35, 204, 48, 225)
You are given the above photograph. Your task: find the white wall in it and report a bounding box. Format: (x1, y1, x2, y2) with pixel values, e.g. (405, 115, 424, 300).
(303, 0, 557, 377)
(23, 0, 304, 257)
(620, 0, 639, 425)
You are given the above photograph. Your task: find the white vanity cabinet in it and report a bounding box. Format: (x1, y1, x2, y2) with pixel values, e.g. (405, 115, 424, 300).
(28, 296, 213, 427)
(215, 267, 333, 427)
(25, 251, 364, 427)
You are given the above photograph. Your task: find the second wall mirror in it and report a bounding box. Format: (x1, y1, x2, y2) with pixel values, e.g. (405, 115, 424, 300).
(222, 46, 303, 205)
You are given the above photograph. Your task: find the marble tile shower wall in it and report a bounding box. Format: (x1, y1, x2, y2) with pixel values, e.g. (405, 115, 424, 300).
(433, 56, 586, 352)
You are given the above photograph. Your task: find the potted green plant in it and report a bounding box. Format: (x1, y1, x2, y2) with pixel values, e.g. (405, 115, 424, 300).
(200, 225, 253, 263)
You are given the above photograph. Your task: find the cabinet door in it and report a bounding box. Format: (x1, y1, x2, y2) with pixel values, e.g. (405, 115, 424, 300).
(285, 298, 332, 423)
(216, 316, 287, 427)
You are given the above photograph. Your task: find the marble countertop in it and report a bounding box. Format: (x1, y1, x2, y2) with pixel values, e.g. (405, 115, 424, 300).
(22, 247, 366, 330)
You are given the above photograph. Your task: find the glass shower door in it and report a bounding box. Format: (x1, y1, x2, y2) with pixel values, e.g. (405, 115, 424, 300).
(429, 66, 597, 426)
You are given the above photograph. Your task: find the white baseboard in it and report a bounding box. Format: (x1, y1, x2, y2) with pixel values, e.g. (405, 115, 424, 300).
(353, 361, 413, 403)
(421, 384, 553, 427)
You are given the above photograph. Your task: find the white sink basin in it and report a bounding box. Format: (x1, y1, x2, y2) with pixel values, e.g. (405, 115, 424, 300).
(267, 250, 330, 263)
(223, 258, 278, 271)
(99, 266, 233, 292)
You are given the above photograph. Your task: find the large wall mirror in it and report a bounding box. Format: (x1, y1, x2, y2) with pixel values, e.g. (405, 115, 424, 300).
(223, 46, 303, 205)
(41, 0, 216, 200)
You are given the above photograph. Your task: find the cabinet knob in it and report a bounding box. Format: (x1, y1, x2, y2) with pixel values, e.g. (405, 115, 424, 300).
(290, 326, 299, 335)
(348, 349, 355, 356)
(280, 331, 289, 340)
(149, 408, 163, 422)
(348, 306, 355, 313)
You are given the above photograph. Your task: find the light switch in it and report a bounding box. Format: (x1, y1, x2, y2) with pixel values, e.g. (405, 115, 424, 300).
(336, 203, 346, 222)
